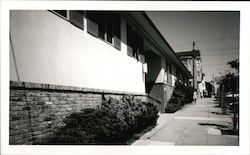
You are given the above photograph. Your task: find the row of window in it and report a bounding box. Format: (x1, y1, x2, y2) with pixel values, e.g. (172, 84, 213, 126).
(52, 10, 121, 50)
(87, 11, 121, 50)
(51, 11, 189, 85)
(51, 10, 189, 84)
(166, 62, 188, 85)
(53, 10, 84, 30)
(51, 10, 145, 64)
(127, 24, 145, 63)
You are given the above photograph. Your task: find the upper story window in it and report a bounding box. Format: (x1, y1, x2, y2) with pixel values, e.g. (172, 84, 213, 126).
(87, 12, 121, 50)
(51, 10, 84, 30)
(127, 24, 145, 63)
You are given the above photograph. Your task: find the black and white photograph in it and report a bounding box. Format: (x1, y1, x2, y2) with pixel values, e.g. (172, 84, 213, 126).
(1, 1, 250, 155)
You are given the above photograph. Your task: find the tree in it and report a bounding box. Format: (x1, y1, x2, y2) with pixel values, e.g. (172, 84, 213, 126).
(221, 59, 239, 94)
(220, 59, 239, 132)
(227, 59, 239, 73)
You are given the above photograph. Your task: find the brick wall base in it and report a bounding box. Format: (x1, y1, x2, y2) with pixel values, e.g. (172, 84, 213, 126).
(9, 81, 161, 145)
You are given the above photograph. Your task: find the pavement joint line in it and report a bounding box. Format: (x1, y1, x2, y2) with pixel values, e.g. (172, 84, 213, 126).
(140, 103, 194, 140)
(174, 116, 231, 121)
(174, 117, 192, 145)
(132, 139, 175, 145)
(194, 105, 217, 107)
(134, 98, 239, 146)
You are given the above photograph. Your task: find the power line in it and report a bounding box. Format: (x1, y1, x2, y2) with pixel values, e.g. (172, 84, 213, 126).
(172, 35, 239, 48)
(196, 35, 239, 43)
(200, 46, 239, 51)
(202, 53, 239, 56)
(202, 63, 228, 67)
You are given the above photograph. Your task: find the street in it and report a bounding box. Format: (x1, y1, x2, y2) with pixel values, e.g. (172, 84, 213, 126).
(133, 97, 239, 146)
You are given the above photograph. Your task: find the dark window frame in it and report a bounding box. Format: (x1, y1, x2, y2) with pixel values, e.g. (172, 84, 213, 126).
(52, 10, 68, 19)
(87, 12, 121, 50)
(127, 23, 144, 63)
(50, 10, 84, 30)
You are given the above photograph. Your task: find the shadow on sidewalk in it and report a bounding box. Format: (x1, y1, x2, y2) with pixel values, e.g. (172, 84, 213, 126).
(210, 111, 229, 115)
(125, 125, 156, 145)
(213, 105, 221, 108)
(198, 123, 238, 136)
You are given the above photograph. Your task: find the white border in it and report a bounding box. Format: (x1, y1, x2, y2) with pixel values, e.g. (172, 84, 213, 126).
(1, 1, 250, 155)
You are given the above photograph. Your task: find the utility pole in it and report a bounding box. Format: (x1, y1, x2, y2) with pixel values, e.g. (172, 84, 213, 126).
(193, 41, 197, 90)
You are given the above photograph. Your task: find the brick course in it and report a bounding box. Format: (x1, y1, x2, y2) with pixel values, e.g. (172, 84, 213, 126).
(9, 81, 161, 145)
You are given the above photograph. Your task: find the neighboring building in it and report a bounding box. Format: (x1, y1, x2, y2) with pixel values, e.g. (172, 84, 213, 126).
(213, 76, 224, 95)
(9, 10, 192, 144)
(198, 74, 206, 98)
(176, 49, 203, 90)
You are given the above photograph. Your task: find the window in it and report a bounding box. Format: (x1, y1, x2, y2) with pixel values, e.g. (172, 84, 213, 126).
(127, 24, 144, 63)
(127, 24, 134, 57)
(70, 11, 84, 30)
(98, 14, 106, 40)
(53, 10, 67, 18)
(138, 35, 145, 63)
(106, 15, 113, 43)
(87, 12, 100, 37)
(87, 12, 121, 50)
(51, 10, 84, 30)
(113, 14, 121, 49)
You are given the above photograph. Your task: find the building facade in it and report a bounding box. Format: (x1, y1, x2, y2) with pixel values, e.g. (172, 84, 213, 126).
(9, 10, 192, 144)
(176, 50, 202, 89)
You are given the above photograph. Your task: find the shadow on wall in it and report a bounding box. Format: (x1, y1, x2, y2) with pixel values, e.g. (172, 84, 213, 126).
(144, 51, 162, 93)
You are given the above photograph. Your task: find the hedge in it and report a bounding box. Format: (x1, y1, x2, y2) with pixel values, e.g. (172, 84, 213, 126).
(165, 80, 193, 113)
(41, 95, 158, 144)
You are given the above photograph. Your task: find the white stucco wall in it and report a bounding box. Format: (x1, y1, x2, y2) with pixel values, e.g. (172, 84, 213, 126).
(10, 10, 145, 93)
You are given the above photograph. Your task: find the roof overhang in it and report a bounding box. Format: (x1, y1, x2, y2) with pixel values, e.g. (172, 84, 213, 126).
(176, 50, 201, 58)
(123, 12, 192, 79)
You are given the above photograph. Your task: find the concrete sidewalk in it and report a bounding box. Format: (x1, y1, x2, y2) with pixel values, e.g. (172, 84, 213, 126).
(132, 97, 239, 146)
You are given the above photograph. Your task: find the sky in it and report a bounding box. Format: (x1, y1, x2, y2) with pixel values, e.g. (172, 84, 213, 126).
(146, 11, 240, 82)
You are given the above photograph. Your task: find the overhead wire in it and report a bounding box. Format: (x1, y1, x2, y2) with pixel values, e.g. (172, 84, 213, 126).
(172, 35, 239, 48)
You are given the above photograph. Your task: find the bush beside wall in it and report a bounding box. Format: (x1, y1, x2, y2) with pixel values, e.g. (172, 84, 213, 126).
(42, 96, 159, 144)
(165, 80, 193, 113)
(9, 81, 161, 145)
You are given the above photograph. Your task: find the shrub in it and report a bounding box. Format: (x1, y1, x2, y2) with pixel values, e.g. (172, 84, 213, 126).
(174, 80, 194, 104)
(183, 86, 194, 103)
(42, 109, 124, 144)
(42, 95, 158, 144)
(172, 88, 186, 105)
(101, 95, 158, 141)
(165, 97, 182, 113)
(165, 80, 193, 113)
